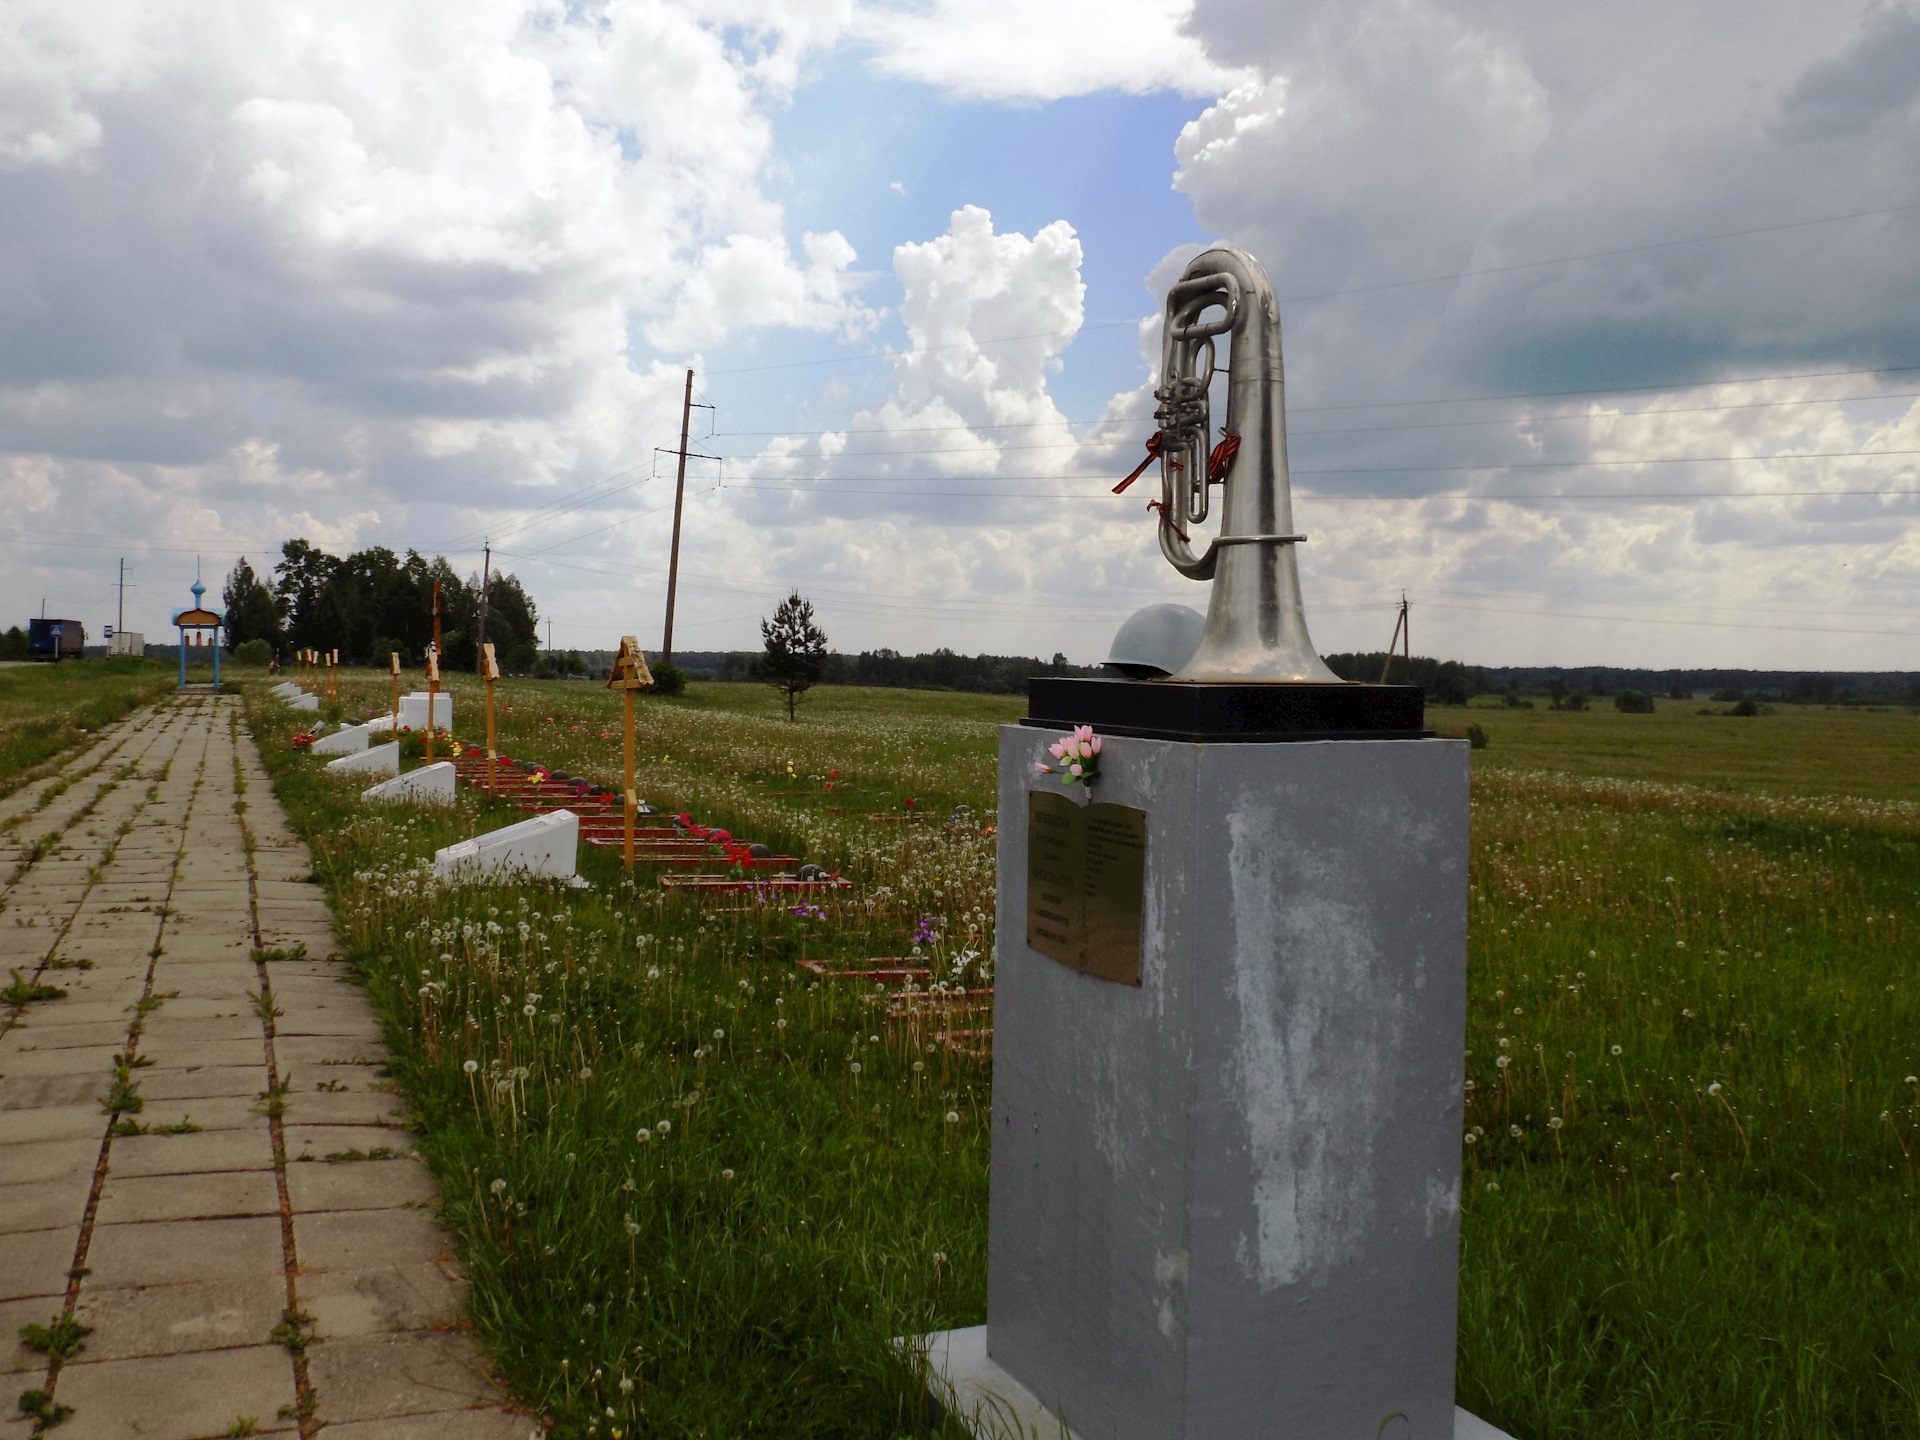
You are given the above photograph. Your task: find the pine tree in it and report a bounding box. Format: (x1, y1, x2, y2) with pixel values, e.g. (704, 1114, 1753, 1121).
(759, 591, 828, 721)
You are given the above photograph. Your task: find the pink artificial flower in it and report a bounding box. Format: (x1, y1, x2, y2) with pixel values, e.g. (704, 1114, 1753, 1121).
(1069, 763, 1083, 777)
(1072, 724, 1093, 745)
(1034, 762, 1051, 775)
(1088, 734, 1102, 755)
(1048, 740, 1067, 761)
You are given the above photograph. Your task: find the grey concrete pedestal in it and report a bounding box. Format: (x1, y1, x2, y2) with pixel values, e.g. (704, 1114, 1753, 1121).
(916, 1325, 1517, 1440)
(976, 727, 1474, 1440)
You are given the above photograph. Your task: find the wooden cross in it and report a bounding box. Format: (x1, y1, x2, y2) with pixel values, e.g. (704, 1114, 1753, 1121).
(607, 636, 654, 866)
(427, 581, 442, 763)
(424, 645, 440, 763)
(481, 642, 500, 794)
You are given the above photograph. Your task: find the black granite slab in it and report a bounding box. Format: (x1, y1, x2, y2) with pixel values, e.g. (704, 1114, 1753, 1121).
(1024, 676, 1429, 742)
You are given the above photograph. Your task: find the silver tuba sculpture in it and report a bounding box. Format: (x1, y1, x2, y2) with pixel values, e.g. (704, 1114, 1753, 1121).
(1119, 246, 1343, 683)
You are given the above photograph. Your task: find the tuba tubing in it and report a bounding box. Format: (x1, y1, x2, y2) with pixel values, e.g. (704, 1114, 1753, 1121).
(1151, 247, 1344, 683)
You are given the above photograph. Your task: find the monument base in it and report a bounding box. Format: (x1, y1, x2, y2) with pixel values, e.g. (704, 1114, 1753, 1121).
(914, 1328, 1518, 1440)
(1025, 676, 1427, 742)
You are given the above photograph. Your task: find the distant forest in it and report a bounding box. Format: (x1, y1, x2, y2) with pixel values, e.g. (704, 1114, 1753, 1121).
(533, 648, 1919, 706)
(220, 541, 542, 672)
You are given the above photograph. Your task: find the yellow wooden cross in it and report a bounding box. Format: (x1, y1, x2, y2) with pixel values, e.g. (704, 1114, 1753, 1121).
(481, 642, 500, 794)
(424, 645, 440, 763)
(607, 636, 654, 866)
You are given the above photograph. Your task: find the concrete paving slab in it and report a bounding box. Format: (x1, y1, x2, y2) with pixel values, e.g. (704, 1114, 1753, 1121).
(139, 1066, 268, 1102)
(94, 1170, 280, 1226)
(7, 1021, 138, 1051)
(308, 1409, 531, 1440)
(0, 1102, 108, 1145)
(83, 1215, 287, 1290)
(296, 1206, 451, 1283)
(70, 1273, 288, 1362)
(55, 1343, 297, 1440)
(0, 1072, 104, 1110)
(283, 1125, 414, 1165)
(284, 1158, 438, 1215)
(280, 1090, 408, 1128)
(0, 1135, 104, 1187)
(130, 1037, 266, 1071)
(276, 1037, 387, 1069)
(305, 1330, 498, 1424)
(0, 1176, 89, 1234)
(107, 1126, 274, 1179)
(0, 1226, 80, 1302)
(300, 1259, 464, 1339)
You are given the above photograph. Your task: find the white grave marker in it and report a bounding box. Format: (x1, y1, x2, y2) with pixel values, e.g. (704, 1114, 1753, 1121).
(324, 741, 399, 778)
(362, 760, 456, 806)
(310, 725, 369, 756)
(433, 810, 579, 883)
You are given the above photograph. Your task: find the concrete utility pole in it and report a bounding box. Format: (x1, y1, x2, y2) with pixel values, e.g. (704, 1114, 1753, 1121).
(117, 558, 126, 637)
(662, 367, 694, 664)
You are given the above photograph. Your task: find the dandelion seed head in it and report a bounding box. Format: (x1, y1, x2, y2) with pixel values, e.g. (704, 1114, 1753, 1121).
(463, 1059, 479, 1074)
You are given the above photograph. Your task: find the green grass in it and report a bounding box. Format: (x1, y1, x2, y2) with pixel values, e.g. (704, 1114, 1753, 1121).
(252, 677, 992, 1439)
(248, 674, 1920, 1438)
(0, 657, 176, 792)
(1438, 695, 1920, 800)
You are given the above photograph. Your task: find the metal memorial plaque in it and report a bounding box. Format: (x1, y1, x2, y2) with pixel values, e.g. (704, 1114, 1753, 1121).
(1026, 791, 1147, 986)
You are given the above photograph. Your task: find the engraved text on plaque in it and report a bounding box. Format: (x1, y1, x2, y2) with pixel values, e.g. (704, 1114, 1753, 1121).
(1026, 790, 1147, 985)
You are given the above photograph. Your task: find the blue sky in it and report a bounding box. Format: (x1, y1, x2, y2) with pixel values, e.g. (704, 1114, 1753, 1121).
(697, 59, 1211, 432)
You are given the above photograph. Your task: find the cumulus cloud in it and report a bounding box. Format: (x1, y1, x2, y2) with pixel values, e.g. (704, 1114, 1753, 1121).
(855, 0, 1250, 101)
(0, 0, 869, 633)
(1148, 0, 1920, 666)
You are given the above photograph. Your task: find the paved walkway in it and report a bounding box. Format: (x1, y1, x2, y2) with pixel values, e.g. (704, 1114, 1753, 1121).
(0, 698, 526, 1439)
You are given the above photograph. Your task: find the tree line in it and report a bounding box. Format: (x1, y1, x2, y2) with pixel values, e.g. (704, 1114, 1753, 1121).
(221, 541, 542, 671)
(704, 645, 1099, 694)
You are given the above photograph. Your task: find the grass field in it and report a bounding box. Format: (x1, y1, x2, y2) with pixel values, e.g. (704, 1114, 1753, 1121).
(244, 671, 1920, 1439)
(0, 657, 176, 795)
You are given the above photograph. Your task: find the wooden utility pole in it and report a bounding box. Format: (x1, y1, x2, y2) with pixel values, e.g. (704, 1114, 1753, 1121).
(1379, 594, 1410, 684)
(389, 653, 400, 738)
(426, 581, 442, 763)
(662, 368, 694, 663)
(481, 642, 500, 795)
(478, 540, 490, 669)
(608, 636, 655, 869)
(328, 649, 338, 702)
